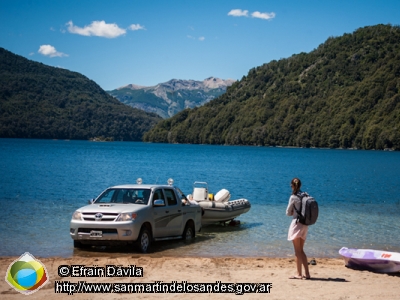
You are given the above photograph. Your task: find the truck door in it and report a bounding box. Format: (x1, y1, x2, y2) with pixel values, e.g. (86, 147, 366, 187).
(163, 188, 183, 236)
(152, 189, 169, 238)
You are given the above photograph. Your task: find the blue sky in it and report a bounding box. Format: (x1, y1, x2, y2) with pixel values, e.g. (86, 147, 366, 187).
(1, 0, 399, 90)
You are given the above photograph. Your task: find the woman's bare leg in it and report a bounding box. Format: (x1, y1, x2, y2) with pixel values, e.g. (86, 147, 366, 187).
(298, 238, 310, 278)
(292, 238, 310, 279)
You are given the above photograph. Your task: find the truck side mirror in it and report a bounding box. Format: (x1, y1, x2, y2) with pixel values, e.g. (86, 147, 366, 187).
(153, 199, 166, 207)
(88, 199, 95, 204)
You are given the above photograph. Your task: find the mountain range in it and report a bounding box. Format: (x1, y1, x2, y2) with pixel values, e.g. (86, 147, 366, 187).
(1, 24, 399, 150)
(144, 24, 400, 150)
(108, 77, 235, 118)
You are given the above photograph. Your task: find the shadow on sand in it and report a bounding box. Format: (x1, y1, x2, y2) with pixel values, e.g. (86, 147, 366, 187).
(307, 277, 348, 282)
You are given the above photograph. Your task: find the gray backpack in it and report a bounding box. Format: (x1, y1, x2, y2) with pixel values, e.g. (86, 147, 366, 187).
(293, 192, 319, 226)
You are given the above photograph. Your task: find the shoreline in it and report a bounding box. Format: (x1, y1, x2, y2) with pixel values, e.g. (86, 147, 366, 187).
(1, 255, 399, 299)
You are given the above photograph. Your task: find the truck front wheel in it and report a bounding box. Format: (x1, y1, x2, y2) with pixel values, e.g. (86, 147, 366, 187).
(136, 227, 151, 253)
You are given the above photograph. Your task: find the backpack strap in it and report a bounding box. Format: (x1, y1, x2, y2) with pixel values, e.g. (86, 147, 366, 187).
(293, 192, 307, 224)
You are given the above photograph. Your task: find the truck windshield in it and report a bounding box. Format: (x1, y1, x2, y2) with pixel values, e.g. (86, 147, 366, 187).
(96, 188, 151, 205)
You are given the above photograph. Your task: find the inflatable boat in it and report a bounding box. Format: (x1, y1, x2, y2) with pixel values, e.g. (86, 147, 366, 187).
(188, 182, 251, 226)
(339, 247, 400, 273)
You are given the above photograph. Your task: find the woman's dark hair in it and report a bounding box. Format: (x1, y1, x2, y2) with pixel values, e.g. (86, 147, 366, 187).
(291, 178, 302, 195)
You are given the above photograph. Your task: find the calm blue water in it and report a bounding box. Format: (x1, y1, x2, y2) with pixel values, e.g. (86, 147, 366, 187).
(1, 139, 399, 258)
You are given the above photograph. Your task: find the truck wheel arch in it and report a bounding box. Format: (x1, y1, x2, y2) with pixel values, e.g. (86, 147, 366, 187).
(142, 222, 152, 235)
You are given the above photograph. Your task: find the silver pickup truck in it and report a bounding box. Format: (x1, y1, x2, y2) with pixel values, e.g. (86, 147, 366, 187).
(70, 179, 202, 253)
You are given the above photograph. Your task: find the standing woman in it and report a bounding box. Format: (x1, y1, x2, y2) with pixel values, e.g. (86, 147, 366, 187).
(286, 178, 310, 279)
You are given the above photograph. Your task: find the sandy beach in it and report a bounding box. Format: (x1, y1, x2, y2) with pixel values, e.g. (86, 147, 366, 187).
(1, 255, 399, 299)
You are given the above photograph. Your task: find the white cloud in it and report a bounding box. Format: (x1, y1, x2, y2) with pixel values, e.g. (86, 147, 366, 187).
(187, 35, 205, 41)
(67, 20, 126, 38)
(228, 9, 249, 17)
(38, 45, 68, 57)
(66, 21, 145, 38)
(251, 11, 276, 20)
(129, 24, 145, 31)
(228, 9, 276, 20)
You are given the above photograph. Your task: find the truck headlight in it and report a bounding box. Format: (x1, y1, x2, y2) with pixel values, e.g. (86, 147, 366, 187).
(116, 213, 137, 222)
(72, 211, 82, 220)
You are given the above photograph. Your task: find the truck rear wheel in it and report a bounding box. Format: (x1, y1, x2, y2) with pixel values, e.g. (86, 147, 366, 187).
(182, 223, 195, 241)
(136, 227, 151, 253)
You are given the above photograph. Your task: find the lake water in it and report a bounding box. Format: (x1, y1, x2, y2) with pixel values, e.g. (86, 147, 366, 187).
(1, 139, 399, 259)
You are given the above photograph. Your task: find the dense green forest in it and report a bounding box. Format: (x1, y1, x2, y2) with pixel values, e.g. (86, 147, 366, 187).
(0, 48, 162, 141)
(144, 24, 400, 150)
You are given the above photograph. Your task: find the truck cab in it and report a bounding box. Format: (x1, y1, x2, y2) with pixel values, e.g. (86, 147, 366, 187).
(70, 179, 202, 253)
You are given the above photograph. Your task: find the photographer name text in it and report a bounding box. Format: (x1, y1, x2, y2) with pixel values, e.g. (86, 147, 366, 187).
(58, 265, 143, 277)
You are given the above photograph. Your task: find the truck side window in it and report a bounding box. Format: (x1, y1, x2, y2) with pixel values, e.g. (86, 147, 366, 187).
(164, 189, 177, 206)
(153, 189, 165, 204)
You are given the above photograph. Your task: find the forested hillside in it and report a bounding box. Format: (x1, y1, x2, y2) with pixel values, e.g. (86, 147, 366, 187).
(0, 48, 162, 141)
(144, 24, 400, 150)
